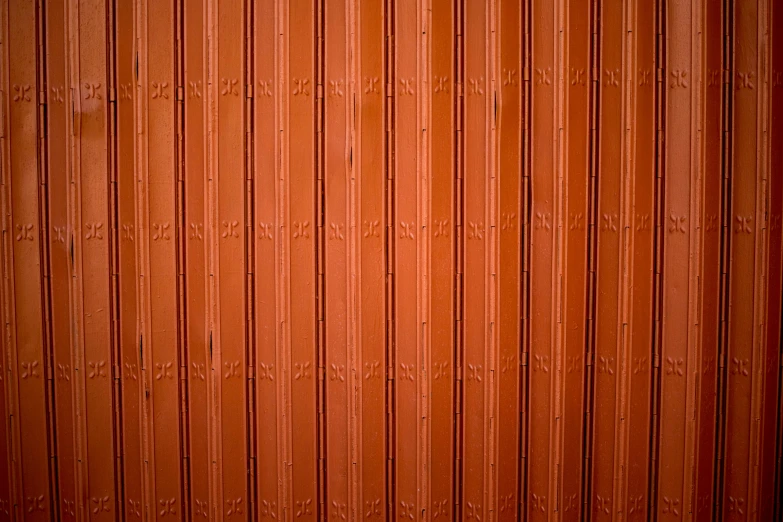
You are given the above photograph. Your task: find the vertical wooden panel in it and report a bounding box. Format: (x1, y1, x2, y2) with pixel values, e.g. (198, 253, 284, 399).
(183, 0, 211, 517)
(527, 0, 559, 517)
(252, 0, 281, 518)
(46, 0, 79, 518)
(560, 1, 591, 519)
(139, 0, 184, 517)
(73, 0, 120, 518)
(428, 0, 455, 517)
(356, 0, 386, 517)
(495, 0, 522, 518)
(4, 0, 53, 520)
(624, 0, 656, 518)
(462, 0, 489, 519)
(285, 0, 318, 516)
(324, 0, 351, 517)
(115, 0, 144, 519)
(212, 0, 248, 517)
(392, 0, 423, 517)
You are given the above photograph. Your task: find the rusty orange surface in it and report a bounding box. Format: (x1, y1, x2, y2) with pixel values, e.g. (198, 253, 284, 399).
(0, 1, 781, 521)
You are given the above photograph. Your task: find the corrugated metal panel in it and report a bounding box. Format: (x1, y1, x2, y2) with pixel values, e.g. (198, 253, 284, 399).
(0, 0, 781, 521)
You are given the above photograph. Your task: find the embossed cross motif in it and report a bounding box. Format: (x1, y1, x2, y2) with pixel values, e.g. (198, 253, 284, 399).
(329, 222, 344, 240)
(330, 363, 345, 382)
(153, 222, 171, 241)
(399, 78, 415, 95)
(433, 361, 448, 379)
(736, 71, 754, 90)
(501, 212, 516, 231)
(222, 220, 239, 238)
(189, 81, 202, 99)
(636, 213, 651, 231)
(633, 357, 648, 375)
(86, 222, 103, 240)
(735, 215, 752, 234)
(399, 363, 415, 381)
(221, 78, 239, 96)
(54, 225, 66, 243)
(670, 70, 688, 88)
(563, 493, 578, 512)
(156, 361, 174, 380)
(191, 498, 205, 517)
(363, 220, 380, 238)
(567, 355, 581, 374)
(191, 362, 205, 381)
(434, 76, 449, 93)
(226, 498, 243, 517)
(259, 222, 273, 239)
(399, 221, 415, 239)
(501, 355, 515, 373)
(434, 219, 449, 237)
(258, 362, 274, 381)
(258, 80, 273, 97)
(295, 361, 312, 380)
(260, 500, 277, 519)
(662, 496, 680, 516)
(125, 362, 138, 381)
(499, 494, 514, 513)
(91, 496, 110, 514)
(57, 363, 71, 381)
(466, 502, 482, 520)
(190, 223, 202, 240)
(88, 360, 107, 379)
(535, 212, 551, 230)
(365, 498, 382, 518)
(293, 221, 310, 239)
(628, 495, 644, 514)
(122, 224, 134, 241)
(293, 78, 310, 96)
(533, 354, 549, 372)
(121, 83, 133, 100)
(595, 495, 611, 515)
(535, 67, 552, 86)
(569, 212, 583, 230)
(708, 69, 720, 87)
(331, 501, 347, 520)
(468, 77, 484, 95)
(51, 86, 65, 103)
(467, 363, 482, 382)
(152, 81, 169, 99)
(84, 82, 102, 100)
(15, 223, 34, 241)
(13, 84, 32, 102)
(530, 494, 546, 512)
(639, 68, 651, 86)
(731, 358, 749, 376)
(63, 498, 76, 517)
(26, 495, 45, 513)
(727, 497, 745, 515)
(364, 361, 380, 380)
(159, 498, 177, 517)
(399, 501, 415, 520)
(504, 68, 518, 86)
(668, 213, 686, 233)
(224, 361, 241, 379)
(329, 80, 344, 97)
(598, 356, 614, 375)
(364, 76, 379, 94)
(468, 221, 484, 240)
(570, 67, 585, 86)
(295, 498, 312, 518)
(605, 69, 620, 87)
(21, 360, 40, 379)
(602, 213, 618, 232)
(665, 357, 684, 376)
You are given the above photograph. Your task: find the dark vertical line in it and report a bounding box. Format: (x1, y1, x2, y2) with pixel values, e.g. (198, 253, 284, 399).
(518, 0, 530, 518)
(316, 0, 326, 518)
(713, 0, 733, 519)
(582, 0, 599, 517)
(452, 0, 462, 517)
(384, 0, 395, 518)
(648, 0, 665, 518)
(37, 0, 61, 516)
